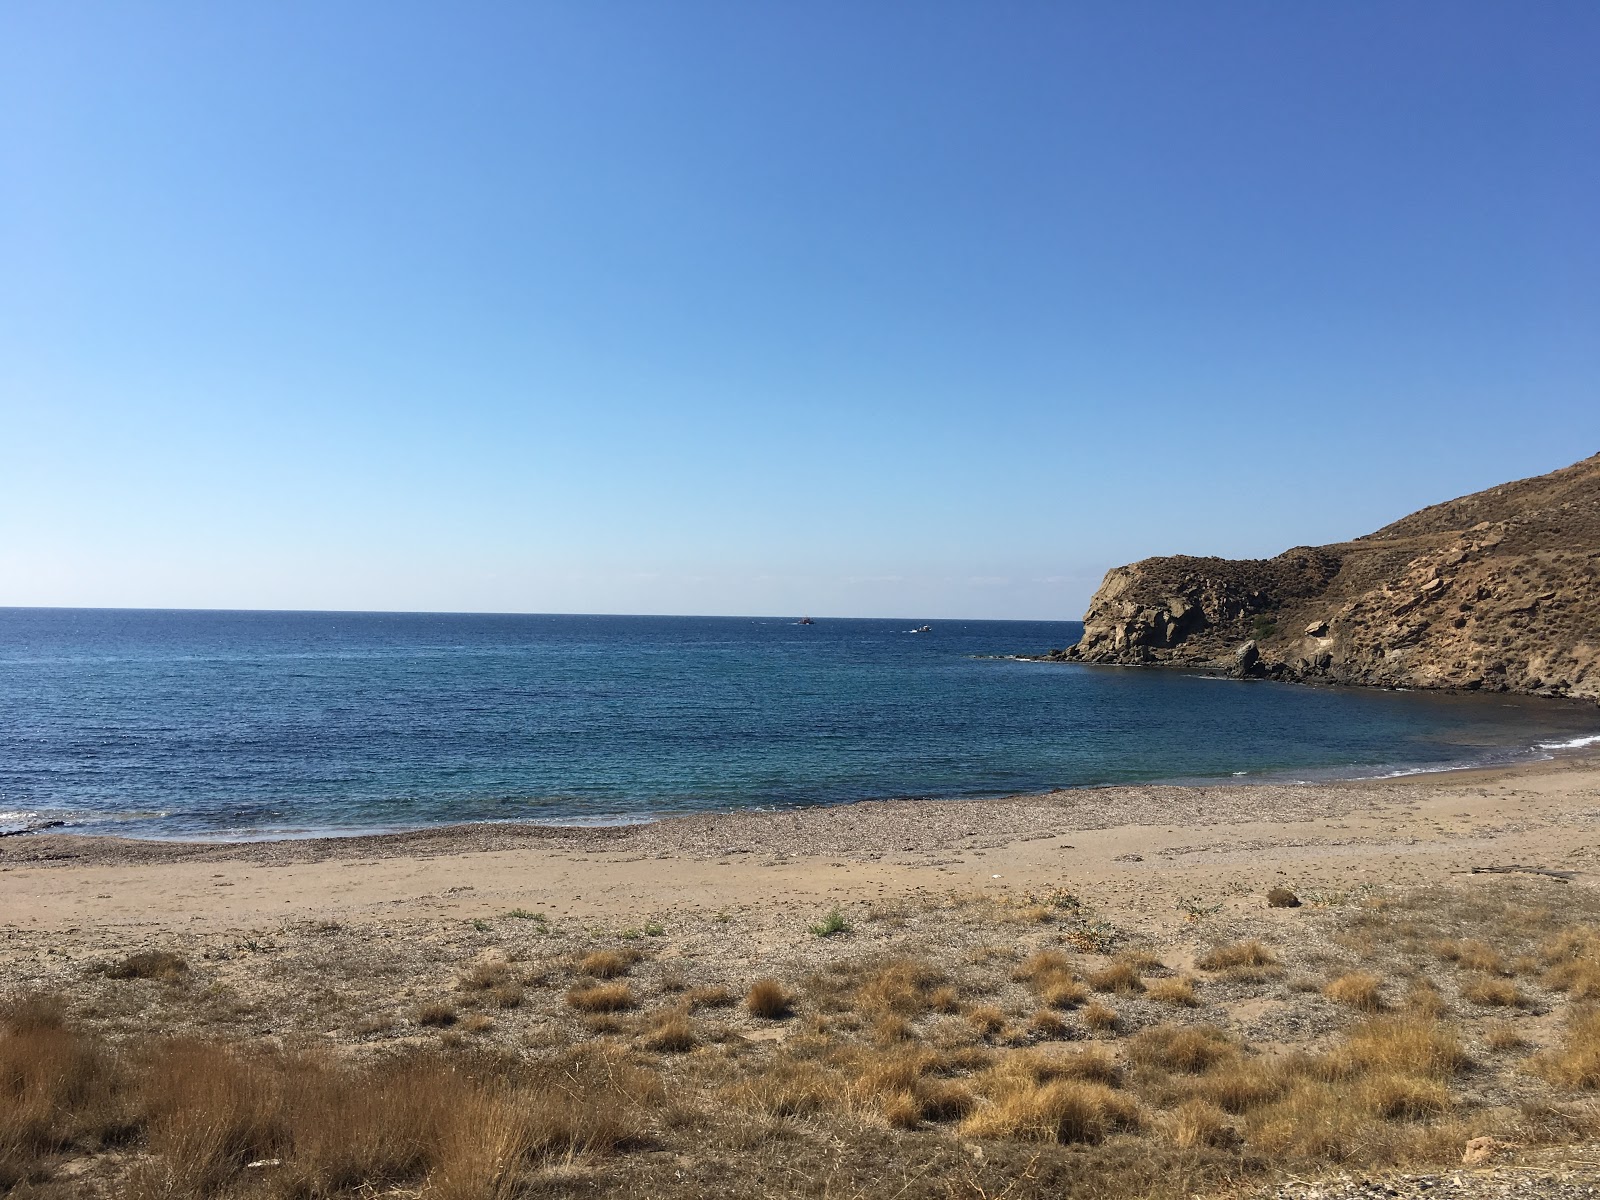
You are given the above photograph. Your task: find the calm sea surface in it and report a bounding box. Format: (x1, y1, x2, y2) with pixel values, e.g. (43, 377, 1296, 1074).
(2, 608, 1597, 839)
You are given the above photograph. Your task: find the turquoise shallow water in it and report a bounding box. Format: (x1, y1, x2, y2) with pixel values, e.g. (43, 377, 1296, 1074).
(1, 608, 1597, 839)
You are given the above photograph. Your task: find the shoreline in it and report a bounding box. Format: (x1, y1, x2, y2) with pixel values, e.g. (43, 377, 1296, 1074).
(5, 747, 1600, 932)
(5, 723, 1599, 852)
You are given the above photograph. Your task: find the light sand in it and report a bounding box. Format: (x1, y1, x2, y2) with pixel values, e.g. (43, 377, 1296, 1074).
(4, 751, 1597, 937)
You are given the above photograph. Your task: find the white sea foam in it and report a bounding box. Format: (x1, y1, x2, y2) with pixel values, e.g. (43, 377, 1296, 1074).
(1535, 733, 1600, 751)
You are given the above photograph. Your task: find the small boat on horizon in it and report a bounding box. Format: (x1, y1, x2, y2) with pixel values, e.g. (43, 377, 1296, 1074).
(796, 616, 814, 626)
(909, 624, 932, 634)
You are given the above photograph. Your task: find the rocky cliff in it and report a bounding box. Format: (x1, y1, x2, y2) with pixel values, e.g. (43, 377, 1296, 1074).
(1057, 452, 1600, 701)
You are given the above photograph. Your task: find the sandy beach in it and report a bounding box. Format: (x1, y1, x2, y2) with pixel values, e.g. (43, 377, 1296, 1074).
(6, 750, 1598, 936)
(7, 752, 1600, 1199)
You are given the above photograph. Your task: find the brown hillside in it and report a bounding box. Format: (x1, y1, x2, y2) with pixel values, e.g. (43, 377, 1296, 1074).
(1059, 453, 1600, 701)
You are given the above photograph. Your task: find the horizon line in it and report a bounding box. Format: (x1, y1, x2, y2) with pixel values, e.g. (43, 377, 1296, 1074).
(0, 603, 1086, 624)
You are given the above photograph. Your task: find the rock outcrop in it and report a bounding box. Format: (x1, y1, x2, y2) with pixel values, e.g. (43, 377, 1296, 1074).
(1057, 452, 1600, 702)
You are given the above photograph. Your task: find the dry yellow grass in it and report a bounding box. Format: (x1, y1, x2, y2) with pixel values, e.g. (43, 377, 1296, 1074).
(1339, 1018, 1469, 1079)
(1531, 1006, 1600, 1089)
(413, 1001, 457, 1027)
(1082, 1002, 1118, 1033)
(745, 978, 792, 1020)
(685, 985, 735, 1010)
(577, 950, 634, 979)
(1129, 1024, 1233, 1074)
(566, 983, 635, 1013)
(855, 959, 946, 1017)
(1196, 940, 1277, 972)
(1172, 1099, 1235, 1148)
(1039, 976, 1089, 1009)
(1484, 1022, 1529, 1052)
(1461, 975, 1529, 1008)
(106, 951, 187, 982)
(1086, 960, 1144, 995)
(640, 1011, 695, 1053)
(1435, 938, 1509, 976)
(966, 1005, 1009, 1039)
(961, 1079, 1141, 1144)
(2, 1007, 662, 1198)
(1324, 972, 1385, 1012)
(1146, 977, 1199, 1008)
(1029, 1010, 1068, 1039)
(1405, 980, 1448, 1019)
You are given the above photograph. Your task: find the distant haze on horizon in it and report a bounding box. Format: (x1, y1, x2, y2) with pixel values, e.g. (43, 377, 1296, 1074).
(3, 3, 1597, 621)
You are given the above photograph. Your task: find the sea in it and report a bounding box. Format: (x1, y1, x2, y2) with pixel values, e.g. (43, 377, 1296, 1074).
(2, 608, 1597, 841)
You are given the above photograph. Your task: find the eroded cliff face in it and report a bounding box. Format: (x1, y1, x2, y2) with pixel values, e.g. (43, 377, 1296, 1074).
(1059, 452, 1600, 702)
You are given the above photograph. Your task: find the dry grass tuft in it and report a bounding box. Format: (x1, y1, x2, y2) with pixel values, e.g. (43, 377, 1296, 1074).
(1357, 1074, 1451, 1119)
(1266, 887, 1302, 908)
(1039, 976, 1089, 1009)
(458, 959, 512, 992)
(1484, 1022, 1529, 1052)
(1129, 1025, 1233, 1074)
(414, 1002, 457, 1027)
(1461, 975, 1530, 1008)
(578, 950, 635, 979)
(1340, 1018, 1469, 1079)
(1172, 1099, 1236, 1148)
(1435, 938, 1509, 976)
(1082, 1002, 1119, 1033)
(686, 985, 735, 1011)
(1147, 977, 1199, 1008)
(641, 1011, 695, 1053)
(966, 1005, 1009, 1039)
(1196, 940, 1277, 972)
(1014, 951, 1072, 982)
(1029, 1010, 1069, 1040)
(1196, 1060, 1287, 1114)
(490, 983, 525, 1010)
(855, 959, 946, 1017)
(929, 985, 962, 1014)
(106, 951, 187, 982)
(746, 978, 792, 1020)
(566, 983, 635, 1014)
(1405, 980, 1449, 1019)
(1324, 972, 1385, 1012)
(961, 1079, 1142, 1144)
(1531, 1007, 1600, 1089)
(1086, 960, 1144, 995)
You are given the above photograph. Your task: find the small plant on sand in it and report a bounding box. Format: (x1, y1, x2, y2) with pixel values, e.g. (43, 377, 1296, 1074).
(1484, 1022, 1529, 1052)
(810, 908, 852, 938)
(567, 982, 635, 1013)
(1197, 940, 1277, 972)
(1087, 960, 1144, 995)
(1129, 1024, 1233, 1074)
(1082, 1002, 1118, 1033)
(1461, 975, 1529, 1008)
(641, 1010, 696, 1053)
(746, 979, 793, 1019)
(1324, 972, 1385, 1012)
(1147, 977, 1199, 1007)
(1531, 1007, 1600, 1089)
(687, 985, 736, 1010)
(578, 950, 635, 978)
(106, 951, 187, 982)
(1176, 896, 1224, 921)
(413, 1001, 457, 1027)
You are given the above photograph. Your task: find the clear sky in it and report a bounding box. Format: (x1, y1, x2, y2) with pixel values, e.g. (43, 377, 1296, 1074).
(3, 3, 1597, 619)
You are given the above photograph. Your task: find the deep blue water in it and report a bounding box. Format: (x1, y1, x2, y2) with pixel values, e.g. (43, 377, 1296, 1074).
(1, 608, 1597, 840)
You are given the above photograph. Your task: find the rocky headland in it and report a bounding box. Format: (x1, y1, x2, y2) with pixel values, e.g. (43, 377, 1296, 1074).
(1055, 452, 1600, 701)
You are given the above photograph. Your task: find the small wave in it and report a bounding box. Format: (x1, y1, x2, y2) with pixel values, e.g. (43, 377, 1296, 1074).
(1535, 733, 1600, 751)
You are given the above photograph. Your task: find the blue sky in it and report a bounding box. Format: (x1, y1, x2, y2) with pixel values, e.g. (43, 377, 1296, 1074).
(3, 3, 1597, 619)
